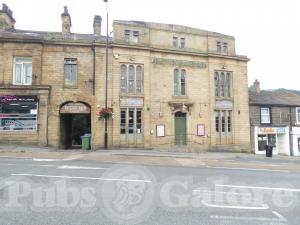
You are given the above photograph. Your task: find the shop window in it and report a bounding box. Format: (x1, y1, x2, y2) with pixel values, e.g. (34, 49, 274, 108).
(214, 71, 232, 98)
(258, 134, 276, 151)
(173, 69, 186, 96)
(296, 107, 300, 124)
(13, 57, 32, 85)
(120, 64, 143, 95)
(260, 107, 271, 124)
(0, 95, 38, 131)
(64, 58, 77, 87)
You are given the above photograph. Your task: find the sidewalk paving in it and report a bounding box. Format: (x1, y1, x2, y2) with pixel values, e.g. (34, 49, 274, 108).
(0, 144, 299, 161)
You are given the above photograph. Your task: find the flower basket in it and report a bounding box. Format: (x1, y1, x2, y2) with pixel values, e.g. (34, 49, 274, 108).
(97, 108, 113, 120)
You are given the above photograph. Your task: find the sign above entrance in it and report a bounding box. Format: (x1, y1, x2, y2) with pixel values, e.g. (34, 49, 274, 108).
(152, 58, 207, 69)
(259, 127, 286, 134)
(60, 102, 90, 114)
(120, 97, 143, 107)
(215, 100, 233, 110)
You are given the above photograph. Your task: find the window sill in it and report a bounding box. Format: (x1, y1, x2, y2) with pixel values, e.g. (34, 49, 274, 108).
(63, 86, 78, 89)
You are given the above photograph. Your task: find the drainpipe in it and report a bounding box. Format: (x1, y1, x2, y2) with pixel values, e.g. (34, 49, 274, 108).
(289, 107, 294, 156)
(92, 44, 96, 96)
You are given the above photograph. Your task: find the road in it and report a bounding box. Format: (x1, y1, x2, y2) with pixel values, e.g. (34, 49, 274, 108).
(0, 156, 299, 225)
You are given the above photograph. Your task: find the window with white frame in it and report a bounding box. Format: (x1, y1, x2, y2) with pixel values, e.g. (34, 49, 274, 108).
(13, 57, 32, 85)
(120, 64, 143, 95)
(174, 69, 186, 96)
(296, 107, 300, 124)
(64, 58, 77, 87)
(261, 107, 271, 124)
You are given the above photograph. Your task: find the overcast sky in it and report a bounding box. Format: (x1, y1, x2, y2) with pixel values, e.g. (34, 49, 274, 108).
(2, 0, 300, 90)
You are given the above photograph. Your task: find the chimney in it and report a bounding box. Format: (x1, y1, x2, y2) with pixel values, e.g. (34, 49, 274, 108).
(0, 4, 16, 31)
(251, 79, 260, 93)
(93, 15, 102, 36)
(61, 6, 71, 36)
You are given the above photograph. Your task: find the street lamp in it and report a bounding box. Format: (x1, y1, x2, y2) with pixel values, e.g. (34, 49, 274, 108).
(103, 0, 108, 149)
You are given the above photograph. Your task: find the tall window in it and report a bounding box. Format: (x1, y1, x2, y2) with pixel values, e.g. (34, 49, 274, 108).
(173, 37, 178, 47)
(124, 30, 130, 42)
(215, 111, 220, 132)
(13, 57, 32, 85)
(133, 31, 139, 43)
(64, 58, 77, 87)
(136, 66, 143, 94)
(0, 95, 38, 131)
(174, 69, 186, 96)
(215, 110, 232, 133)
(128, 65, 135, 94)
(217, 42, 222, 53)
(260, 107, 271, 124)
(296, 107, 300, 124)
(216, 41, 229, 54)
(180, 38, 185, 48)
(214, 71, 232, 98)
(120, 64, 143, 95)
(223, 42, 228, 54)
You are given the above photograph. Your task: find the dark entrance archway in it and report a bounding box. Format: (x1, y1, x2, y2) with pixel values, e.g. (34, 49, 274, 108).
(59, 102, 91, 149)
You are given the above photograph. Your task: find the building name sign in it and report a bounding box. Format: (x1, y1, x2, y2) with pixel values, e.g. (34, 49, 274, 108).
(120, 97, 144, 107)
(259, 127, 286, 134)
(152, 58, 207, 69)
(60, 102, 90, 114)
(215, 100, 233, 110)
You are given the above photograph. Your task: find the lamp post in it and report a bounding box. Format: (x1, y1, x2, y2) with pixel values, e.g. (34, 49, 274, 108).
(103, 0, 108, 149)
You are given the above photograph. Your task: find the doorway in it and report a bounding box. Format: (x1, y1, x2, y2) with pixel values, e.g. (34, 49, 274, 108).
(175, 112, 186, 145)
(60, 102, 91, 149)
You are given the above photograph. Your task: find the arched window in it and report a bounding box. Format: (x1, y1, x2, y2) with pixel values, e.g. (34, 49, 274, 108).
(214, 72, 219, 97)
(226, 72, 231, 97)
(173, 69, 179, 96)
(220, 72, 225, 97)
(128, 65, 135, 93)
(181, 69, 186, 96)
(120, 64, 127, 93)
(136, 65, 143, 94)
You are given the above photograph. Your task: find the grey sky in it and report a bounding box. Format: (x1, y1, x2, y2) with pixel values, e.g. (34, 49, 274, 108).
(2, 0, 300, 90)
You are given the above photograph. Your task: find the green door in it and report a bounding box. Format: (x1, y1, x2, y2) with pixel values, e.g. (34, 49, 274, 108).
(175, 112, 187, 145)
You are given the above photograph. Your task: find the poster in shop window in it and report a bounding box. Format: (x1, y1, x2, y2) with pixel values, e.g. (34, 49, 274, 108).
(156, 125, 165, 137)
(197, 124, 205, 136)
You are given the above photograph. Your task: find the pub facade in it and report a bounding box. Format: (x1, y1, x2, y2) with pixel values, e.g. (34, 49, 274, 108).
(0, 4, 251, 152)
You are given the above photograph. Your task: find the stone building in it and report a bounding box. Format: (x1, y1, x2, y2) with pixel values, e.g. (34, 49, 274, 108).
(0, 4, 251, 152)
(249, 80, 300, 156)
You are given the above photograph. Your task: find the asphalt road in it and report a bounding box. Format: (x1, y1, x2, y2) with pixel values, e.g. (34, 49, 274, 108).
(0, 156, 299, 225)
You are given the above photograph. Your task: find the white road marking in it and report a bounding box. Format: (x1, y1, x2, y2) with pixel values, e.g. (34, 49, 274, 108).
(33, 158, 60, 162)
(272, 210, 287, 221)
(193, 190, 252, 197)
(62, 154, 84, 161)
(210, 215, 285, 222)
(216, 184, 300, 192)
(202, 200, 269, 210)
(11, 173, 152, 183)
(58, 165, 106, 170)
(206, 165, 289, 173)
